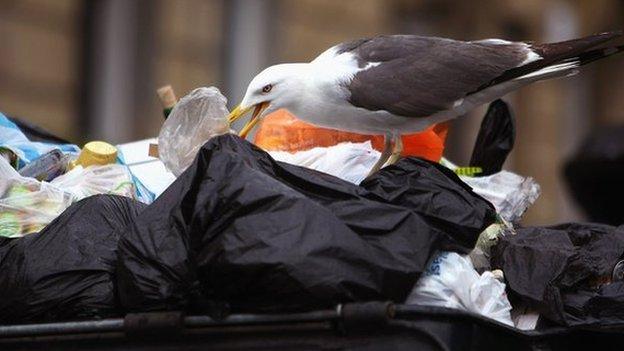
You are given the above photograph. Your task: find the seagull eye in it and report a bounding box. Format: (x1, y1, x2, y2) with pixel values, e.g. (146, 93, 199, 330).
(261, 84, 272, 93)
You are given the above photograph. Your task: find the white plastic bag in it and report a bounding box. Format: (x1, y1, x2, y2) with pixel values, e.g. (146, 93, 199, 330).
(406, 251, 514, 326)
(158, 87, 231, 176)
(0, 157, 73, 238)
(459, 170, 540, 223)
(1, 157, 137, 238)
(270, 141, 381, 184)
(50, 164, 136, 201)
(440, 158, 540, 223)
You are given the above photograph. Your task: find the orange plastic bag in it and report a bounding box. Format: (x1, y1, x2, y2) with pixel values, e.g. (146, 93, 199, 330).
(254, 109, 448, 162)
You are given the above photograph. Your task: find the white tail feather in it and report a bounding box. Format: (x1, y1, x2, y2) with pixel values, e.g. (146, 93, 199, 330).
(513, 61, 580, 81)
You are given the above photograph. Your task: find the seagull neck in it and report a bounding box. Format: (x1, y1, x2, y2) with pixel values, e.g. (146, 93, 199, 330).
(289, 63, 313, 80)
(281, 63, 316, 94)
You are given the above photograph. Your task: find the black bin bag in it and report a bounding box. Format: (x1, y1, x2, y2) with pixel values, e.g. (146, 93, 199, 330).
(469, 99, 515, 176)
(0, 195, 146, 324)
(492, 222, 624, 327)
(117, 135, 496, 314)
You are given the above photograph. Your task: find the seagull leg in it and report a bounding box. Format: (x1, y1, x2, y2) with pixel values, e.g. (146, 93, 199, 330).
(367, 133, 393, 177)
(384, 134, 403, 167)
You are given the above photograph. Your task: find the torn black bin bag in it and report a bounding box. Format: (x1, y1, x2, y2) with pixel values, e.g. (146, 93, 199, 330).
(491, 222, 624, 327)
(0, 195, 146, 324)
(117, 134, 495, 315)
(469, 99, 515, 176)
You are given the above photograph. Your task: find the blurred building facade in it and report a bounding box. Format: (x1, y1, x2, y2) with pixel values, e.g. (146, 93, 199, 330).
(0, 0, 623, 225)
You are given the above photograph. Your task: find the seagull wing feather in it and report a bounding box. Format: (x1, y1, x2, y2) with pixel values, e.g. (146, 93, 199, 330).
(343, 32, 622, 118)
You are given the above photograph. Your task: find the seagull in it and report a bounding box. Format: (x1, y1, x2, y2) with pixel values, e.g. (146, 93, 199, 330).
(228, 31, 623, 174)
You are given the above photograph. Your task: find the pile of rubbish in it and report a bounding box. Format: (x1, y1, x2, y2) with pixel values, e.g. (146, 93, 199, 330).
(1, 85, 623, 337)
(0, 114, 151, 238)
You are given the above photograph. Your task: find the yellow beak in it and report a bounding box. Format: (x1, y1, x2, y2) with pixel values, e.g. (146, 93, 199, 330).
(227, 102, 269, 139)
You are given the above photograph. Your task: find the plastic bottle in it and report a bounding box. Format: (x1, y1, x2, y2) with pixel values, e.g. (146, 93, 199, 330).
(157, 85, 178, 119)
(18, 149, 69, 181)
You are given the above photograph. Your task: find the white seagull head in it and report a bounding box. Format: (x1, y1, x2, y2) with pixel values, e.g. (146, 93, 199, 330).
(228, 63, 308, 137)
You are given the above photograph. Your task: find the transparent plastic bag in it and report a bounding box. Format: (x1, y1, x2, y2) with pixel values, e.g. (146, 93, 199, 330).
(459, 170, 541, 223)
(0, 158, 73, 238)
(406, 251, 513, 326)
(50, 164, 136, 201)
(269, 141, 381, 184)
(1, 158, 137, 238)
(158, 87, 231, 176)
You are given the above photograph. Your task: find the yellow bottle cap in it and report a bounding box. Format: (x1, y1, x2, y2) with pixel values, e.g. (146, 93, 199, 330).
(73, 141, 118, 168)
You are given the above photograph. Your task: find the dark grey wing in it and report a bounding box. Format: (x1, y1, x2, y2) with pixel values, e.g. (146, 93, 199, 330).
(341, 35, 529, 117)
(343, 32, 623, 118)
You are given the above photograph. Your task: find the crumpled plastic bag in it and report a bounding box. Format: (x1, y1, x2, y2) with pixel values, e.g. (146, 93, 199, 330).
(492, 223, 624, 327)
(50, 164, 135, 201)
(459, 170, 540, 223)
(0, 195, 146, 324)
(406, 251, 513, 326)
(116, 134, 496, 315)
(269, 141, 380, 184)
(158, 87, 231, 176)
(0, 157, 137, 238)
(269, 133, 538, 223)
(0, 157, 73, 238)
